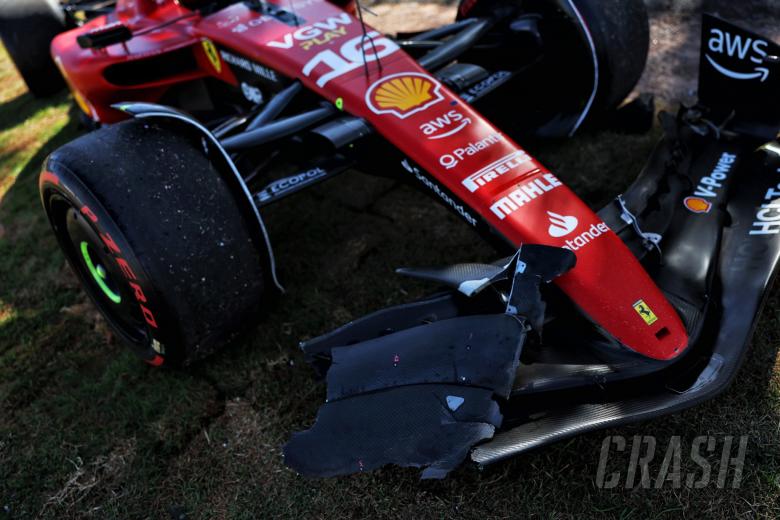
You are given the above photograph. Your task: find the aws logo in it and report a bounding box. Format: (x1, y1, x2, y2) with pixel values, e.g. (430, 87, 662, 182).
(420, 109, 472, 140)
(366, 73, 444, 119)
(705, 27, 770, 82)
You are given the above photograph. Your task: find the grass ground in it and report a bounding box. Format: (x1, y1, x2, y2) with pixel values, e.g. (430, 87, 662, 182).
(1, 7, 779, 520)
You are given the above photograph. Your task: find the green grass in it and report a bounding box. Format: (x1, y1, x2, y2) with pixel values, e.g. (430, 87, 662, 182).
(0, 43, 778, 520)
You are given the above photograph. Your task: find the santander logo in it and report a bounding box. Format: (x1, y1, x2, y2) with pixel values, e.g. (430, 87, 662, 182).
(547, 211, 579, 238)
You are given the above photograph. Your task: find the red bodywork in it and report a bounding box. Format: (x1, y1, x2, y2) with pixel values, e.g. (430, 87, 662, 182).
(52, 0, 688, 359)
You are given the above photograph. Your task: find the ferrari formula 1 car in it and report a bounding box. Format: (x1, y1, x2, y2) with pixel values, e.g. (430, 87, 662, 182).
(29, 0, 780, 478)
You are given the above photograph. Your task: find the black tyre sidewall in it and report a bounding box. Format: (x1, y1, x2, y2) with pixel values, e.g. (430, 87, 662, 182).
(570, 0, 650, 114)
(40, 168, 178, 366)
(40, 120, 268, 366)
(0, 0, 66, 97)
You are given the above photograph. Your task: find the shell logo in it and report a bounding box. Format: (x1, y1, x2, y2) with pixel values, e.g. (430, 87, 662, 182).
(684, 196, 712, 214)
(366, 72, 444, 119)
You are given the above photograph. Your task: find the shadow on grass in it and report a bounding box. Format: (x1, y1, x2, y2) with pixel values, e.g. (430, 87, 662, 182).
(0, 104, 82, 397)
(0, 107, 236, 518)
(0, 91, 69, 135)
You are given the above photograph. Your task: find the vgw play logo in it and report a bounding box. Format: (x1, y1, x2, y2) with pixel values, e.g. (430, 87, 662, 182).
(705, 26, 770, 82)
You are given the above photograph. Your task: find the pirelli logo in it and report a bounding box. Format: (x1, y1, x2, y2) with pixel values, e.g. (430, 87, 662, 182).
(462, 151, 533, 193)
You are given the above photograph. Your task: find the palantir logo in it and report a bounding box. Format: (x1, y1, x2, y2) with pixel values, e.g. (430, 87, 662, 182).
(547, 211, 578, 238)
(705, 27, 770, 82)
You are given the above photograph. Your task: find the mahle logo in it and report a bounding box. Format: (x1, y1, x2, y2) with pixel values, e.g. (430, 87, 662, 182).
(547, 212, 578, 238)
(706, 26, 770, 82)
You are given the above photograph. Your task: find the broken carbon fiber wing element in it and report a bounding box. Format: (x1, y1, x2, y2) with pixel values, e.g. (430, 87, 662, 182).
(284, 246, 575, 478)
(285, 315, 525, 479)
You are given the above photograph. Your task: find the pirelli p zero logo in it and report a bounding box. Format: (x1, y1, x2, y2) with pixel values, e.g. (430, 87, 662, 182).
(633, 299, 659, 325)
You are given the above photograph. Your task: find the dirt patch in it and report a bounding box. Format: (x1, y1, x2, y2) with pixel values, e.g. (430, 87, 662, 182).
(41, 439, 137, 518)
(365, 1, 457, 34)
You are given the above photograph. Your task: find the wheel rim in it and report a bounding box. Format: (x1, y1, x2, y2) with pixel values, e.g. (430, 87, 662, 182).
(79, 241, 122, 304)
(53, 200, 150, 345)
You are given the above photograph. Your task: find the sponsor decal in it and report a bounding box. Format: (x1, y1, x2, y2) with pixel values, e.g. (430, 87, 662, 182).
(560, 221, 611, 252)
(420, 109, 472, 140)
(402, 160, 477, 226)
(241, 83, 264, 105)
(460, 71, 513, 102)
(750, 168, 780, 235)
(231, 15, 273, 34)
(462, 151, 532, 192)
(266, 13, 352, 50)
(366, 73, 445, 119)
(684, 152, 737, 213)
(220, 50, 279, 82)
(202, 39, 222, 74)
(217, 15, 241, 29)
(547, 211, 579, 238)
(258, 168, 327, 203)
(226, 15, 272, 34)
(706, 26, 769, 82)
(633, 299, 659, 325)
(152, 339, 165, 355)
(440, 133, 502, 170)
(304, 32, 399, 87)
(490, 174, 562, 220)
(79, 205, 159, 331)
(684, 196, 713, 214)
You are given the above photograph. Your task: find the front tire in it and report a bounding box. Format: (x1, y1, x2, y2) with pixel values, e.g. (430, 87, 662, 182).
(40, 119, 268, 366)
(459, 0, 650, 136)
(0, 0, 67, 97)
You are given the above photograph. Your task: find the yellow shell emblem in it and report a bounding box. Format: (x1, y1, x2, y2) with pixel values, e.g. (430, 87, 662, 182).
(367, 73, 444, 118)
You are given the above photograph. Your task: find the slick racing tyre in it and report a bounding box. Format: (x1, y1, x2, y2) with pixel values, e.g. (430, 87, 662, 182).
(40, 119, 268, 366)
(0, 0, 67, 97)
(459, 0, 650, 136)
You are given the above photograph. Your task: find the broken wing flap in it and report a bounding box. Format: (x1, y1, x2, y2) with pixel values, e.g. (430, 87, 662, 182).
(300, 244, 575, 373)
(698, 14, 780, 138)
(285, 246, 576, 479)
